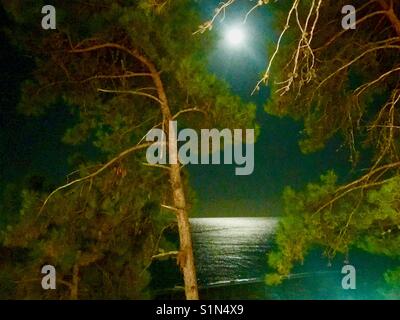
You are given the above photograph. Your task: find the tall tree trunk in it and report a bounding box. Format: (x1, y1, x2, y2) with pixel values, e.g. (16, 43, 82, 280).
(169, 145, 199, 300)
(71, 43, 199, 299)
(147, 59, 199, 300)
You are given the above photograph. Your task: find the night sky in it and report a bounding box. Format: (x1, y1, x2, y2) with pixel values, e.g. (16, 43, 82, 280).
(190, 1, 351, 216)
(0, 1, 352, 217)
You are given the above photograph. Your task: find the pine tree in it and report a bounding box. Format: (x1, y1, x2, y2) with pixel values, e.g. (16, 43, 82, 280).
(1, 0, 256, 299)
(254, 0, 399, 289)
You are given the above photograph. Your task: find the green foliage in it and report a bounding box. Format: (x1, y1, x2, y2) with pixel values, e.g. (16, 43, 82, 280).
(381, 267, 400, 299)
(265, 272, 283, 286)
(1, 161, 174, 298)
(1, 0, 256, 298)
(266, 172, 400, 292)
(265, 0, 399, 158)
(384, 267, 400, 288)
(264, 0, 400, 292)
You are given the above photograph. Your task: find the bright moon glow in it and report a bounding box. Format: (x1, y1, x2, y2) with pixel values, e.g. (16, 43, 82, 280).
(226, 26, 245, 46)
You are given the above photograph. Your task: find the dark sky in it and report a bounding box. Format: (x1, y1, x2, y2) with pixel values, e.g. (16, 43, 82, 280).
(0, 30, 74, 187)
(189, 1, 351, 216)
(0, 2, 352, 218)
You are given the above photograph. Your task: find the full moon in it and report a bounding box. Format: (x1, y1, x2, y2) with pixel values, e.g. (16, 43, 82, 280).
(226, 26, 245, 46)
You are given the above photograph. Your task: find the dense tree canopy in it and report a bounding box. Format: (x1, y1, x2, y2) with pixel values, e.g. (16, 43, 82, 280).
(0, 0, 256, 299)
(260, 0, 399, 293)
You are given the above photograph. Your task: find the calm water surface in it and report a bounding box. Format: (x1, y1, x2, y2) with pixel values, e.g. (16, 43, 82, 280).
(189, 217, 398, 299)
(152, 217, 399, 299)
(191, 217, 277, 286)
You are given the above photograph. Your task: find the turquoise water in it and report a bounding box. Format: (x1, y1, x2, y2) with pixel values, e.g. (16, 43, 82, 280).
(152, 217, 399, 299)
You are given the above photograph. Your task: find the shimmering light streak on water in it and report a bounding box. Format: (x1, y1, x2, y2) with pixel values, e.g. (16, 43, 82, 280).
(191, 217, 278, 286)
(189, 217, 397, 299)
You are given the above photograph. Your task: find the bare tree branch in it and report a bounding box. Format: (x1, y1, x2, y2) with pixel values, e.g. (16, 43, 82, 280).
(38, 142, 155, 217)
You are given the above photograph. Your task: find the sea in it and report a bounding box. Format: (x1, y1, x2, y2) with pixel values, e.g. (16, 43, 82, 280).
(151, 217, 399, 299)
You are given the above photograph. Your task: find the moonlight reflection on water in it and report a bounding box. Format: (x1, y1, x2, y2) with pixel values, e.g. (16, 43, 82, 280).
(152, 218, 398, 299)
(189, 217, 397, 299)
(191, 217, 278, 286)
